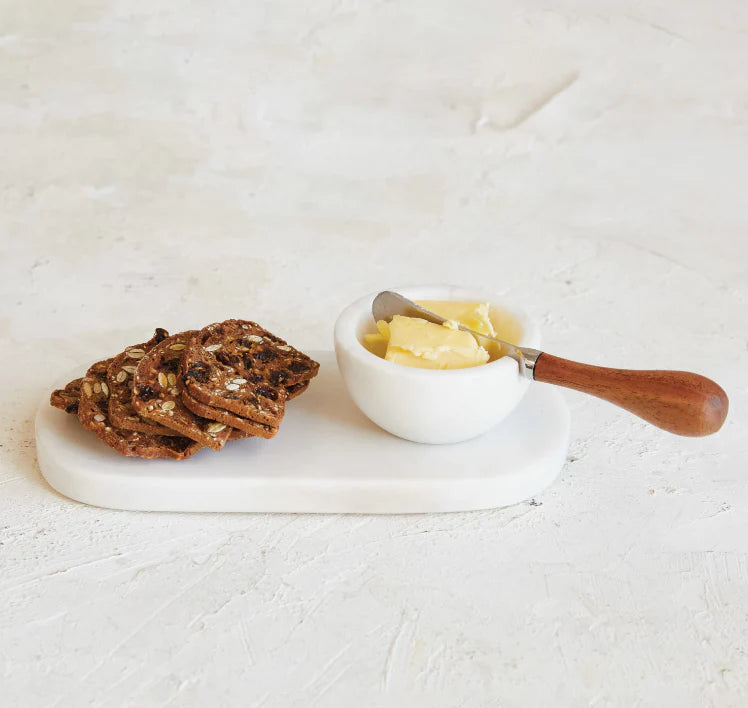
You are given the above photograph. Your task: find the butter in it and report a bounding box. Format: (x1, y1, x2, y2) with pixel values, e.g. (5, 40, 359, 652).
(384, 315, 489, 369)
(362, 300, 500, 369)
(415, 300, 496, 338)
(362, 320, 390, 358)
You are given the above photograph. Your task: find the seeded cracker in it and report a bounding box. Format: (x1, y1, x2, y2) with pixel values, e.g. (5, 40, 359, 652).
(131, 331, 234, 451)
(180, 320, 319, 427)
(50, 378, 83, 415)
(228, 428, 253, 441)
(181, 387, 278, 439)
(107, 328, 181, 436)
(77, 359, 202, 460)
(287, 381, 311, 400)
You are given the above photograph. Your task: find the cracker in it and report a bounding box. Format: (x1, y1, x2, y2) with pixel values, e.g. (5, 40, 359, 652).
(77, 359, 201, 460)
(180, 320, 319, 427)
(107, 328, 180, 436)
(50, 378, 83, 415)
(287, 380, 311, 400)
(131, 331, 234, 451)
(181, 388, 278, 439)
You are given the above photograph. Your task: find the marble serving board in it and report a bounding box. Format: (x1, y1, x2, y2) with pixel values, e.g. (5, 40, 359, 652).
(36, 351, 569, 513)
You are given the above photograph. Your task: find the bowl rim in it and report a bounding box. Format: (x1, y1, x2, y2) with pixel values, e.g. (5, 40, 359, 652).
(334, 284, 542, 380)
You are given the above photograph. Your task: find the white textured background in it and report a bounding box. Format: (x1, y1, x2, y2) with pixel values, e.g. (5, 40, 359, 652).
(1, 1, 747, 705)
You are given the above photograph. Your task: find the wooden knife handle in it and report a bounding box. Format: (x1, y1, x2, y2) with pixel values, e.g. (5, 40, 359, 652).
(533, 353, 728, 436)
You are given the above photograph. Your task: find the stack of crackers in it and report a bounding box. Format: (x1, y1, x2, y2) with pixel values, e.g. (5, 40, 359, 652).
(50, 320, 319, 459)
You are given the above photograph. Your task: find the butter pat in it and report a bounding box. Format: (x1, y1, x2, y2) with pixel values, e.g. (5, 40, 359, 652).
(415, 300, 496, 337)
(363, 320, 390, 358)
(362, 299, 499, 369)
(384, 315, 489, 370)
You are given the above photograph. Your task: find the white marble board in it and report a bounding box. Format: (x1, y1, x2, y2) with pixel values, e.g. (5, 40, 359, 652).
(36, 351, 570, 513)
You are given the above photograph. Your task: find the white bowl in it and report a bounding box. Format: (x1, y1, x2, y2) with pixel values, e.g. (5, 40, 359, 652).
(334, 285, 542, 444)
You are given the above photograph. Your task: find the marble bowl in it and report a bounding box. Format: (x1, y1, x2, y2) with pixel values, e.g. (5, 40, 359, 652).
(334, 285, 541, 444)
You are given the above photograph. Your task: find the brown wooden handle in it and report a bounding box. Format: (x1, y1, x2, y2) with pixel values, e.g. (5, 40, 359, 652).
(533, 353, 728, 436)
